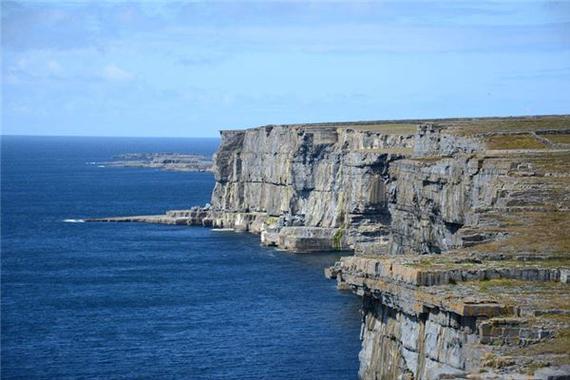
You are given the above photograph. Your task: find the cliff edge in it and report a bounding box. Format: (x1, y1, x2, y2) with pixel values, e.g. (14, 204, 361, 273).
(208, 115, 570, 379)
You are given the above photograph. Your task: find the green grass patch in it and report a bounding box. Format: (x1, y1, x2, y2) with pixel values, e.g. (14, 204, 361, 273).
(478, 278, 519, 292)
(332, 226, 345, 250)
(486, 134, 546, 150)
(545, 133, 570, 144)
(475, 211, 570, 256)
(447, 115, 570, 136)
(527, 151, 570, 173)
(265, 216, 279, 225)
(518, 328, 570, 358)
(348, 123, 418, 135)
(355, 147, 413, 155)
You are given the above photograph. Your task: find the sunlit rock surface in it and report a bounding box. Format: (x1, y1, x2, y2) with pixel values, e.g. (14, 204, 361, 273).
(207, 116, 570, 379)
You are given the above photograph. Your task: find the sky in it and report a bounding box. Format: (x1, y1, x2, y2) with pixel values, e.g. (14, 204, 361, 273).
(1, 1, 569, 137)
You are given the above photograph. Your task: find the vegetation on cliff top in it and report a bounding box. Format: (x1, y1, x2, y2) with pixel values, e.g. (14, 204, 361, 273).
(485, 134, 546, 150)
(268, 115, 570, 137)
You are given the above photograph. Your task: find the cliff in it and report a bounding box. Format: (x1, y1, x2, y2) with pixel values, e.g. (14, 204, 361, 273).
(207, 116, 570, 379)
(88, 115, 570, 379)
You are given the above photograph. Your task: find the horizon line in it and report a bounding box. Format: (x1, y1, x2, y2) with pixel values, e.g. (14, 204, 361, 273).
(2, 112, 569, 139)
(0, 134, 221, 139)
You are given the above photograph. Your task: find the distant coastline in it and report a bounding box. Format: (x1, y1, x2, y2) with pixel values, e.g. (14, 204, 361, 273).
(98, 152, 213, 172)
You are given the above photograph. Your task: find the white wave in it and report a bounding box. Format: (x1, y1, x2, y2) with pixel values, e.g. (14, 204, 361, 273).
(63, 219, 85, 223)
(212, 228, 234, 232)
(97, 165, 106, 168)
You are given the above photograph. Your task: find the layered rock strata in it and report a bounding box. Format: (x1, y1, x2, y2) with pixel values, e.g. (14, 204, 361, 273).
(207, 124, 414, 252)
(88, 116, 570, 379)
(206, 117, 570, 379)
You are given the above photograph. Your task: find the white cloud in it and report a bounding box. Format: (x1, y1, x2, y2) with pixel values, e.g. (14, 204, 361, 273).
(102, 64, 134, 81)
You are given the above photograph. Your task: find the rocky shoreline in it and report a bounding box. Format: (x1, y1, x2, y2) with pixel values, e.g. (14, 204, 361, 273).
(87, 115, 570, 379)
(100, 152, 213, 172)
(85, 208, 211, 225)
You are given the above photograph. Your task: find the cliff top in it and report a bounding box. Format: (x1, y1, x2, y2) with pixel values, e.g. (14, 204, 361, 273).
(226, 114, 570, 137)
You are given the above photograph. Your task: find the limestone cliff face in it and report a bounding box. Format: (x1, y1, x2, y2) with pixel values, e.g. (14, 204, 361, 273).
(209, 125, 413, 252)
(206, 118, 570, 379)
(207, 122, 558, 256)
(358, 297, 482, 380)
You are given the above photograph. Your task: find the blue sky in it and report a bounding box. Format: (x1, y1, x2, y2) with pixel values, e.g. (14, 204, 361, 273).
(2, 1, 569, 137)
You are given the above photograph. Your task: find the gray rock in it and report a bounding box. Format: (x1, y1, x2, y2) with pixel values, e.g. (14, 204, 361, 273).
(534, 366, 570, 380)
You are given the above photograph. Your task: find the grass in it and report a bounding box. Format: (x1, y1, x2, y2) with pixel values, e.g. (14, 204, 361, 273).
(272, 121, 418, 135)
(521, 257, 570, 269)
(515, 328, 570, 358)
(348, 124, 418, 135)
(444, 115, 570, 136)
(525, 362, 548, 375)
(504, 325, 570, 374)
(343, 116, 570, 137)
(403, 257, 436, 268)
(481, 352, 515, 369)
(265, 216, 279, 225)
(544, 134, 570, 144)
(469, 278, 570, 311)
(409, 156, 447, 163)
(263, 115, 570, 138)
(541, 314, 570, 322)
(475, 211, 570, 256)
(332, 226, 345, 250)
(478, 278, 519, 293)
(486, 134, 546, 150)
(355, 147, 413, 155)
(525, 151, 570, 173)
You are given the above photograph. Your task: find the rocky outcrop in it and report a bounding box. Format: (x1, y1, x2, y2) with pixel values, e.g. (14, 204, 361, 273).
(85, 207, 212, 226)
(327, 252, 570, 379)
(101, 153, 213, 172)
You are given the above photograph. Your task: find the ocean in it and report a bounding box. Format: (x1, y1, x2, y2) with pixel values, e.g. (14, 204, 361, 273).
(1, 136, 361, 379)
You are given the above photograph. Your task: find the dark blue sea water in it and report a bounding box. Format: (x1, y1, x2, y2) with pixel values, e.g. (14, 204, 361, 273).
(1, 136, 361, 379)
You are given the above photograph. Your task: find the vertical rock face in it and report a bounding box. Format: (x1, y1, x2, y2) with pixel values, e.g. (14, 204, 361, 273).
(386, 126, 483, 255)
(209, 124, 414, 252)
(358, 298, 481, 380)
(206, 117, 570, 379)
(209, 121, 562, 256)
